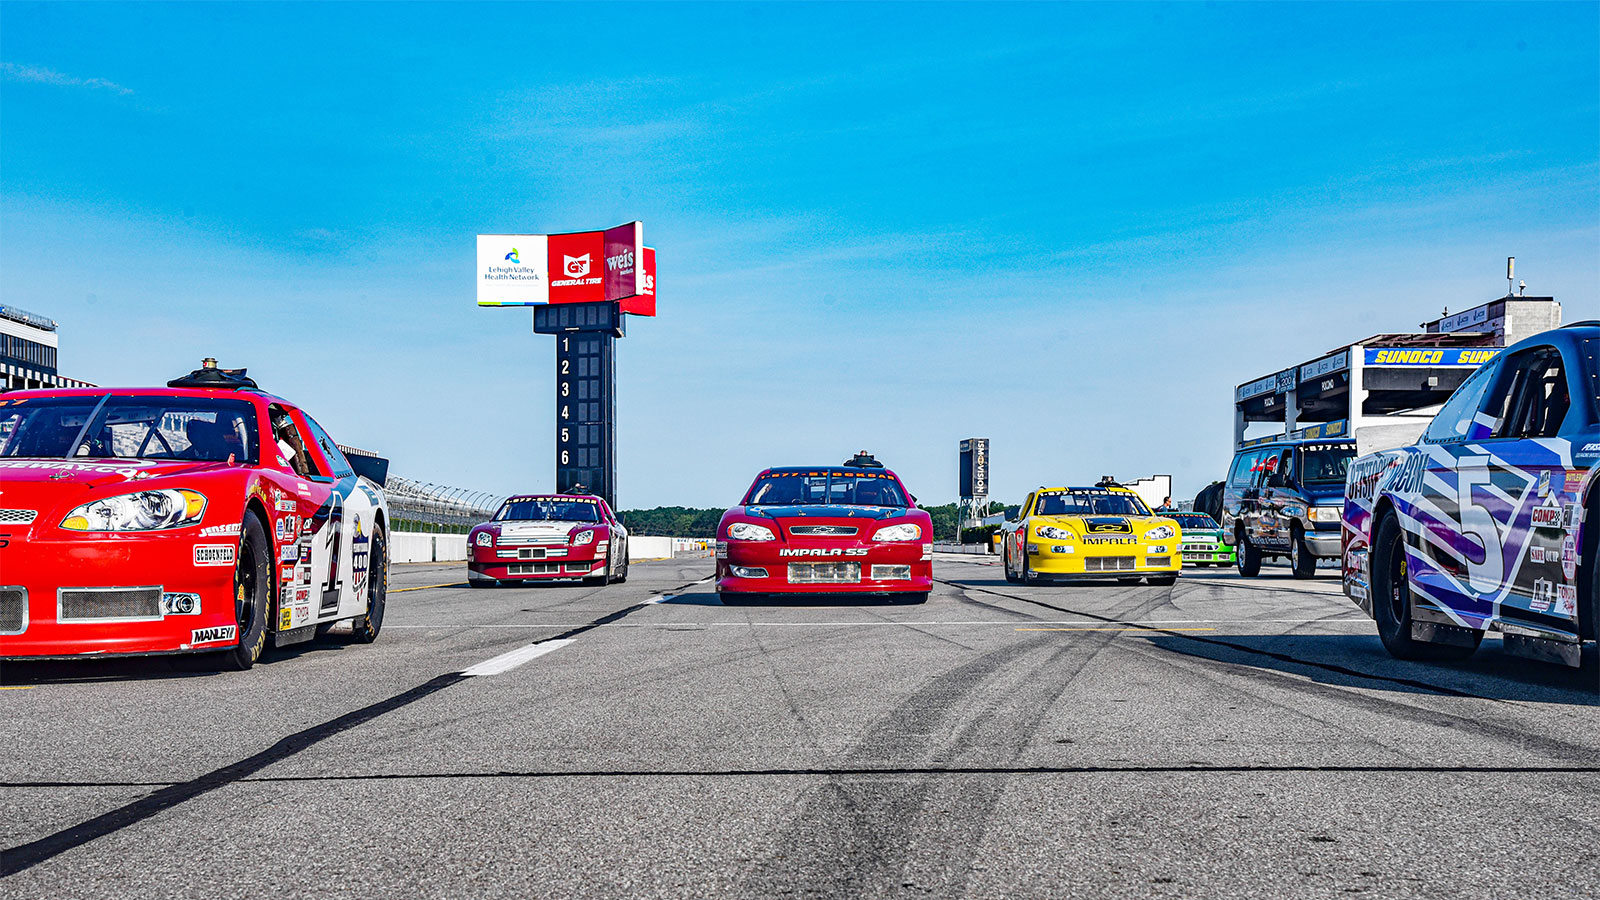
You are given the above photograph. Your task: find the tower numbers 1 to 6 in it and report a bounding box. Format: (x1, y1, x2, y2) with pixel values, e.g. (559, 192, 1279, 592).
(554, 330, 616, 503)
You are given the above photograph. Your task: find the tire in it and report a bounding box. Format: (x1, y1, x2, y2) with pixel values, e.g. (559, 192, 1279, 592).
(1004, 545, 1021, 584)
(1236, 532, 1261, 577)
(584, 559, 613, 587)
(349, 528, 386, 644)
(1370, 513, 1478, 661)
(1290, 529, 1317, 580)
(1020, 549, 1037, 585)
(615, 553, 629, 584)
(216, 510, 271, 671)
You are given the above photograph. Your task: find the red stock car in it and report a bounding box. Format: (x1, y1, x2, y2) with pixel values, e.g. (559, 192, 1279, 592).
(716, 453, 934, 603)
(467, 493, 630, 587)
(0, 364, 391, 670)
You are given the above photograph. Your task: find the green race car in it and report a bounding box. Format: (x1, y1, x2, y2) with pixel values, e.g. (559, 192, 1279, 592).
(1172, 512, 1236, 567)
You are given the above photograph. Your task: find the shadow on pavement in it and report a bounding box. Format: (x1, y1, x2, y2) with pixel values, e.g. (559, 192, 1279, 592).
(668, 590, 922, 608)
(1, 633, 360, 686)
(1142, 631, 1600, 705)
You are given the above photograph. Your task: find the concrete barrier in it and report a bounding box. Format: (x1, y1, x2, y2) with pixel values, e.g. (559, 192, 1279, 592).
(392, 532, 469, 564)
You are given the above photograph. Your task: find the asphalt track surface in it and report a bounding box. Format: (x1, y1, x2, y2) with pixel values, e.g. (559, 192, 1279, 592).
(3, 554, 1597, 899)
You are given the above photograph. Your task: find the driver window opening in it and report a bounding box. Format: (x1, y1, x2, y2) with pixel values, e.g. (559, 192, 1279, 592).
(270, 406, 322, 478)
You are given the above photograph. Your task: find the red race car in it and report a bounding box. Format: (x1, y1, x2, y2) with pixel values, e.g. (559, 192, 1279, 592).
(0, 363, 391, 670)
(716, 452, 933, 603)
(466, 493, 630, 587)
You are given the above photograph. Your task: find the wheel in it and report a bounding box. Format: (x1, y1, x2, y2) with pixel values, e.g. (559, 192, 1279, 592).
(215, 510, 271, 671)
(1004, 544, 1021, 584)
(1236, 532, 1261, 577)
(615, 553, 629, 584)
(1019, 546, 1039, 585)
(584, 559, 613, 587)
(1149, 575, 1177, 586)
(1370, 513, 1478, 661)
(1290, 528, 1317, 579)
(349, 528, 387, 644)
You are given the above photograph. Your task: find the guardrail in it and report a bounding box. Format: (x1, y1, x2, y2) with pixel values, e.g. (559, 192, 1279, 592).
(385, 476, 504, 533)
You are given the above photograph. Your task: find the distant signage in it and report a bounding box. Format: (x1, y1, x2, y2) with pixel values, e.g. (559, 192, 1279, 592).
(619, 247, 656, 317)
(1300, 350, 1349, 383)
(1275, 369, 1298, 395)
(1237, 419, 1351, 449)
(478, 222, 650, 311)
(1364, 347, 1502, 367)
(1236, 373, 1281, 403)
(1437, 304, 1492, 333)
(959, 438, 989, 499)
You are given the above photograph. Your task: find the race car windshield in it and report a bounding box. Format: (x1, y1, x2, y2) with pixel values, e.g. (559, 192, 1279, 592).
(0, 395, 260, 464)
(745, 471, 908, 507)
(496, 498, 601, 523)
(1036, 492, 1150, 516)
(1173, 514, 1218, 530)
(1298, 446, 1356, 485)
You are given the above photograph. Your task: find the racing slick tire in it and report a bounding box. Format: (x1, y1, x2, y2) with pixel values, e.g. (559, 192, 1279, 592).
(584, 562, 613, 587)
(1020, 551, 1039, 585)
(1289, 529, 1317, 580)
(615, 555, 630, 584)
(215, 510, 271, 671)
(1371, 513, 1479, 661)
(1236, 532, 1262, 578)
(349, 528, 387, 644)
(1003, 545, 1021, 584)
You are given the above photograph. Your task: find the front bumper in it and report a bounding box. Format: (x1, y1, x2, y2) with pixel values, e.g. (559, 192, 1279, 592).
(1180, 541, 1236, 565)
(1304, 529, 1341, 559)
(468, 542, 607, 581)
(0, 534, 241, 658)
(716, 540, 933, 595)
(1025, 541, 1181, 577)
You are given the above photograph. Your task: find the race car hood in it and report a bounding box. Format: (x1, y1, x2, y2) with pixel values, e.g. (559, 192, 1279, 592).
(496, 519, 602, 541)
(742, 505, 910, 521)
(0, 458, 239, 535)
(1032, 514, 1173, 537)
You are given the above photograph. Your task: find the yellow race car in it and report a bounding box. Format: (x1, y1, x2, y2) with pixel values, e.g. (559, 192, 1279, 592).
(1001, 484, 1182, 585)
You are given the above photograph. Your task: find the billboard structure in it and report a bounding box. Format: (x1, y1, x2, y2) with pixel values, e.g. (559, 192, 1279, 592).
(477, 222, 656, 509)
(958, 438, 989, 535)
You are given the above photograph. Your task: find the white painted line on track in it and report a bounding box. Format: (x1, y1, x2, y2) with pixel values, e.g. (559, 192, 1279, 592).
(461, 639, 574, 677)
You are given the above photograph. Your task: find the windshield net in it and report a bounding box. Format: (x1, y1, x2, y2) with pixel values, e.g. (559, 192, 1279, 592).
(745, 470, 908, 507)
(497, 497, 601, 523)
(1298, 445, 1356, 485)
(1174, 514, 1218, 530)
(0, 395, 259, 463)
(1036, 491, 1150, 516)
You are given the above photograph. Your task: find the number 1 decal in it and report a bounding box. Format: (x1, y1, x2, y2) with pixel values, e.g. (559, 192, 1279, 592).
(321, 492, 344, 612)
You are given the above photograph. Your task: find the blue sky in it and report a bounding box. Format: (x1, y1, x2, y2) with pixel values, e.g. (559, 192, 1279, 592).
(3, 2, 1596, 508)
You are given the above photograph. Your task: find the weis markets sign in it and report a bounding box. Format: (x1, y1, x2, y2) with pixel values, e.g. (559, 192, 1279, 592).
(478, 222, 655, 316)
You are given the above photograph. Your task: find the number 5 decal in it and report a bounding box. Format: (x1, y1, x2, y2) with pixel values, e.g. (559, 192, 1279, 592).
(1455, 456, 1504, 595)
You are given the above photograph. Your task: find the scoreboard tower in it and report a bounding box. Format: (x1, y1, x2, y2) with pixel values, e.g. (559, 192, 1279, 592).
(478, 224, 656, 512)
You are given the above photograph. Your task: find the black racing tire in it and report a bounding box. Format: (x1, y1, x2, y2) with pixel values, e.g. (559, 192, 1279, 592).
(615, 553, 629, 584)
(1020, 547, 1038, 585)
(215, 510, 271, 671)
(1370, 513, 1479, 661)
(1003, 544, 1020, 584)
(1236, 532, 1262, 577)
(1580, 495, 1598, 644)
(584, 560, 613, 587)
(349, 528, 387, 644)
(1290, 528, 1317, 580)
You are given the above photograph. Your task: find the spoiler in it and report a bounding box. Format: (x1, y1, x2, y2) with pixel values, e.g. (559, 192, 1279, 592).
(346, 453, 390, 488)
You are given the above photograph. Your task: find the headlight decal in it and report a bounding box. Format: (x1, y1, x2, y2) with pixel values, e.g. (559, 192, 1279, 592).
(1036, 526, 1075, 541)
(872, 523, 923, 542)
(60, 489, 208, 532)
(571, 529, 597, 546)
(1145, 525, 1175, 541)
(727, 522, 776, 542)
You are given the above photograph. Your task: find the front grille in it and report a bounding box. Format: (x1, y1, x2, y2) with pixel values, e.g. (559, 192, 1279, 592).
(0, 588, 26, 634)
(508, 563, 562, 575)
(1084, 556, 1135, 572)
(499, 535, 567, 546)
(1146, 556, 1172, 567)
(789, 525, 858, 537)
(59, 587, 162, 621)
(788, 562, 861, 584)
(0, 509, 38, 525)
(1181, 544, 1213, 552)
(870, 565, 911, 581)
(565, 563, 591, 574)
(498, 547, 565, 559)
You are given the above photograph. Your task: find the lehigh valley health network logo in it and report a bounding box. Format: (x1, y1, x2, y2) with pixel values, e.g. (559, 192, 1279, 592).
(504, 248, 521, 264)
(563, 253, 591, 278)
